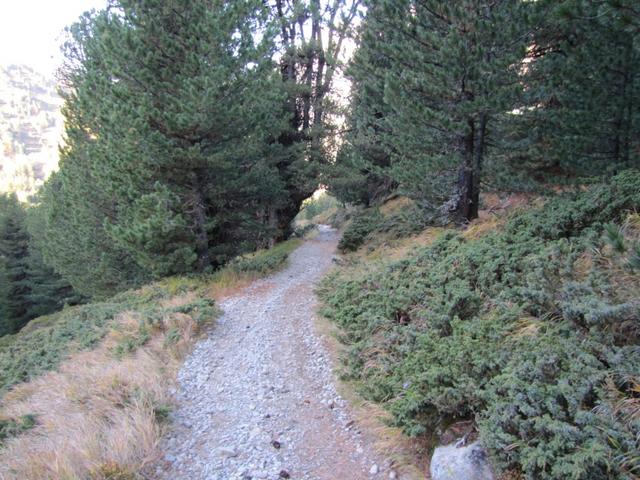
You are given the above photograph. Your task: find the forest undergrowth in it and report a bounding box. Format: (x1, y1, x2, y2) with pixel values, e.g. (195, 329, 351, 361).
(319, 170, 640, 480)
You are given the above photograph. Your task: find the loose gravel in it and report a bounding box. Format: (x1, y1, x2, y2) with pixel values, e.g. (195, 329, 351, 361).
(154, 226, 395, 480)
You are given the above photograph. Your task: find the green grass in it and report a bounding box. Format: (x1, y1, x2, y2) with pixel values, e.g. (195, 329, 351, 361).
(320, 170, 640, 480)
(0, 414, 37, 444)
(226, 238, 302, 275)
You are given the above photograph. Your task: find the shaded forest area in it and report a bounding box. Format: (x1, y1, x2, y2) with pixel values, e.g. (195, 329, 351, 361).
(1, 0, 360, 333)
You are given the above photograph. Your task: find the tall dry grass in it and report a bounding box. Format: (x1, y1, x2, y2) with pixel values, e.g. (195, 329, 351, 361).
(0, 296, 202, 480)
(0, 239, 305, 480)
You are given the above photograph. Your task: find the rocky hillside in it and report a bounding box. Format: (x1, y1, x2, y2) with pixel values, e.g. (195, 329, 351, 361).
(0, 65, 63, 201)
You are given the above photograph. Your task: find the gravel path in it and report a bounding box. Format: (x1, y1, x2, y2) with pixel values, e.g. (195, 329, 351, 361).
(154, 226, 394, 480)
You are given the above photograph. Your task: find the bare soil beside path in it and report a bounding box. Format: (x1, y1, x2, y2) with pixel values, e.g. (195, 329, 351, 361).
(152, 226, 406, 480)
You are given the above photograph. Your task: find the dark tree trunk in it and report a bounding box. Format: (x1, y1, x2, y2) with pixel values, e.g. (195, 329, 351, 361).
(190, 181, 210, 272)
(267, 192, 311, 246)
(469, 113, 487, 221)
(455, 119, 476, 222)
(620, 38, 634, 166)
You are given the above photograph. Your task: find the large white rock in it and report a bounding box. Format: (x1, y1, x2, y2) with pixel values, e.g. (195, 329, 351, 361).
(430, 441, 495, 480)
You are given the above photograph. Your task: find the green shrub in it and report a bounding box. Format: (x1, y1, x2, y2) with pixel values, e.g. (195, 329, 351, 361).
(0, 278, 217, 393)
(338, 209, 384, 252)
(338, 203, 429, 253)
(320, 170, 640, 479)
(0, 414, 37, 443)
(168, 298, 217, 324)
(292, 223, 317, 238)
(0, 302, 124, 391)
(228, 238, 301, 275)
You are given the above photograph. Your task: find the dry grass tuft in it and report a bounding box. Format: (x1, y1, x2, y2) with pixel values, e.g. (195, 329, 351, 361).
(0, 294, 206, 480)
(379, 196, 414, 216)
(509, 316, 542, 338)
(314, 311, 428, 480)
(358, 227, 448, 266)
(462, 215, 505, 240)
(205, 269, 256, 300)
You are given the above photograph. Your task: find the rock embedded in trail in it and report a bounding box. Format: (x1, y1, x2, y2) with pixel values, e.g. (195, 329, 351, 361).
(154, 227, 389, 480)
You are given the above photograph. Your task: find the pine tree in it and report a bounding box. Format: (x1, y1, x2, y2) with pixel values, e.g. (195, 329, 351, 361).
(0, 194, 32, 335)
(327, 1, 396, 206)
(43, 0, 292, 296)
(0, 195, 80, 334)
(335, 1, 530, 220)
(24, 204, 82, 318)
(268, 0, 362, 236)
(508, 0, 640, 178)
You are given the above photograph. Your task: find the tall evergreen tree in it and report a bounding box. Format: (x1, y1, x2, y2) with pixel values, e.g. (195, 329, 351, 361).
(504, 0, 640, 178)
(327, 1, 395, 206)
(333, 1, 530, 220)
(0, 195, 79, 334)
(0, 194, 32, 335)
(42, 0, 292, 296)
(268, 0, 362, 235)
(24, 204, 81, 318)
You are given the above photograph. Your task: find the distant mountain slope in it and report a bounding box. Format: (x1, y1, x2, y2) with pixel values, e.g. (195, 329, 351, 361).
(0, 65, 63, 201)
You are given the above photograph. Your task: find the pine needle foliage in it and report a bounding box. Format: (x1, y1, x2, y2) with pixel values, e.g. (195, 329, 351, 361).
(41, 0, 293, 298)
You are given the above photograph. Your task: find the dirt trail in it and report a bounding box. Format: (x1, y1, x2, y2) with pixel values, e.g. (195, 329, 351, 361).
(154, 226, 393, 480)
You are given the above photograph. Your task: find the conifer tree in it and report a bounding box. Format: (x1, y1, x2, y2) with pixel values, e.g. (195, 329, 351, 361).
(268, 0, 362, 234)
(0, 194, 32, 335)
(335, 1, 529, 220)
(507, 0, 640, 177)
(43, 0, 291, 295)
(24, 204, 81, 317)
(0, 195, 79, 333)
(327, 1, 395, 206)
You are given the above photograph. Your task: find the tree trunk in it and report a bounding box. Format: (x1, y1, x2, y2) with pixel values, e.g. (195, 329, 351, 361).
(621, 37, 634, 166)
(267, 206, 279, 248)
(455, 119, 476, 222)
(190, 182, 210, 272)
(469, 113, 487, 221)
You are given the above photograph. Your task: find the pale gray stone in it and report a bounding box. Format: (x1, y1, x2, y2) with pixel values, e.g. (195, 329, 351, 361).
(430, 441, 495, 480)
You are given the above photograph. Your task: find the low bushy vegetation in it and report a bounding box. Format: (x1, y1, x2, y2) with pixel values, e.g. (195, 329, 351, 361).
(319, 170, 640, 479)
(338, 201, 428, 253)
(0, 279, 214, 394)
(0, 414, 36, 443)
(226, 238, 302, 276)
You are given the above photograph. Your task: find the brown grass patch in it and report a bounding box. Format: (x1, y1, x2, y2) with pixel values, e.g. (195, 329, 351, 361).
(480, 192, 542, 216)
(379, 196, 415, 216)
(0, 296, 206, 480)
(462, 215, 505, 240)
(205, 271, 257, 300)
(362, 226, 448, 264)
(314, 312, 428, 479)
(509, 316, 542, 338)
